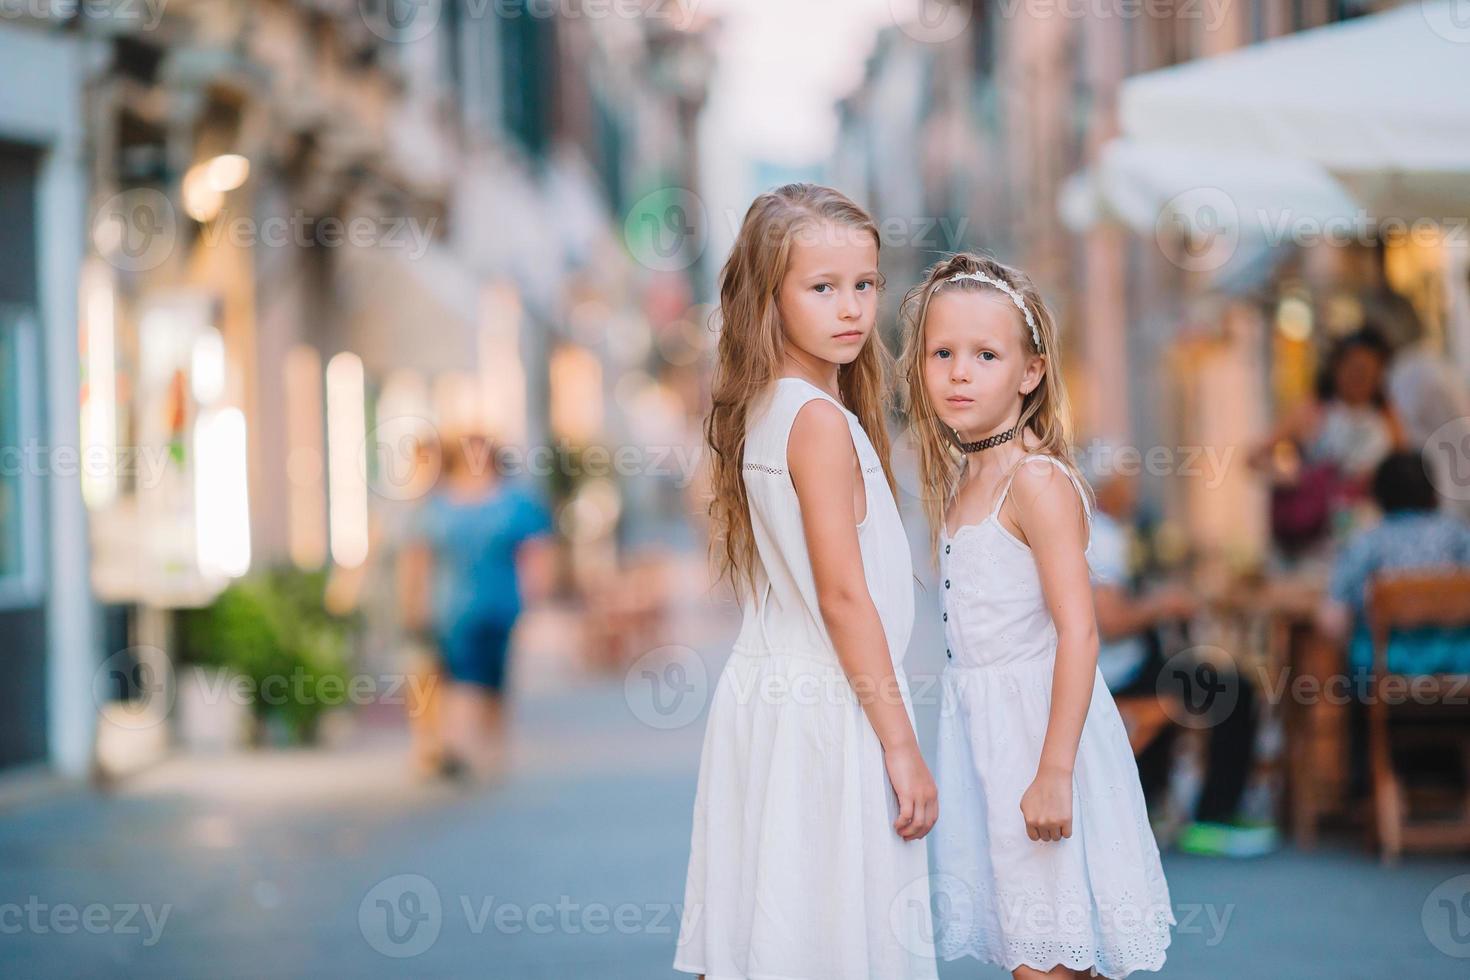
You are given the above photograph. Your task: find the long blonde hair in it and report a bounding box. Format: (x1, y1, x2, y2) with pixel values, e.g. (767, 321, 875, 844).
(705, 183, 897, 601)
(897, 252, 1094, 564)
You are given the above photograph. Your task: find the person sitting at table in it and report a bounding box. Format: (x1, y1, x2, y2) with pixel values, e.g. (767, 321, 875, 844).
(1316, 450, 1470, 798)
(1083, 449, 1277, 858)
(1386, 333, 1470, 524)
(1317, 450, 1470, 670)
(1249, 326, 1404, 558)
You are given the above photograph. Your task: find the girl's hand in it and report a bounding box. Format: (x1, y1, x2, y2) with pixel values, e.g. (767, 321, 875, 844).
(1020, 766, 1073, 842)
(884, 742, 939, 842)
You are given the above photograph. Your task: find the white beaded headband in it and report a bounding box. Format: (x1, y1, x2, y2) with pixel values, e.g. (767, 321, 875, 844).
(942, 271, 1041, 351)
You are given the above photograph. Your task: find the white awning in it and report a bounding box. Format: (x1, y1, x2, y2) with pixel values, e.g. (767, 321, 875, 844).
(1059, 139, 1360, 241)
(1117, 1, 1470, 217)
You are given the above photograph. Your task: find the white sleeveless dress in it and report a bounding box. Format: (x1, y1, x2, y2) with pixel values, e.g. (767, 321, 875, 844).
(932, 453, 1174, 978)
(675, 377, 939, 980)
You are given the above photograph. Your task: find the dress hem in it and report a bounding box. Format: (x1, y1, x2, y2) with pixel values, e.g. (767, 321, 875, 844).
(938, 933, 1172, 979)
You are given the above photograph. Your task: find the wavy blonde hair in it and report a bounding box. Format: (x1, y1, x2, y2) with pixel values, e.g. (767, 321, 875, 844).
(897, 252, 1094, 564)
(705, 183, 897, 601)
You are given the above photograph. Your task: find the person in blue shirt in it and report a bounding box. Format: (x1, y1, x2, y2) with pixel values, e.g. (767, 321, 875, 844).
(1317, 450, 1470, 800)
(400, 431, 555, 778)
(1318, 451, 1470, 674)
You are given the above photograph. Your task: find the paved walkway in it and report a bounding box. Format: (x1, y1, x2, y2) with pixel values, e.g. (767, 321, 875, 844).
(4, 662, 1467, 977)
(3, 548, 1468, 976)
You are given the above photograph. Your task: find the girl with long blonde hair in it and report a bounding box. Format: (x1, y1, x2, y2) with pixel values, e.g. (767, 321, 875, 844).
(674, 184, 938, 980)
(899, 253, 1173, 979)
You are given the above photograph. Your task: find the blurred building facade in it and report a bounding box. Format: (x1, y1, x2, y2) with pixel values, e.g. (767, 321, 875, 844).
(838, 0, 1458, 574)
(0, 24, 91, 776)
(0, 0, 711, 778)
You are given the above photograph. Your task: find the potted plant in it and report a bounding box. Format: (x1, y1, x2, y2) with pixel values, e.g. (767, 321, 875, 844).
(177, 567, 356, 747)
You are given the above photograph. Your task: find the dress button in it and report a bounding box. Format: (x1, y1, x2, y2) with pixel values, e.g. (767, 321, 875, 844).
(946, 649, 952, 659)
(944, 579, 950, 588)
(945, 544, 950, 554)
(942, 612, 947, 622)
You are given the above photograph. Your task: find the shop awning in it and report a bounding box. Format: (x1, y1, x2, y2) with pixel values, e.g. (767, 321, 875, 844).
(1117, 1, 1470, 217)
(1059, 139, 1359, 240)
(1065, 3, 1470, 233)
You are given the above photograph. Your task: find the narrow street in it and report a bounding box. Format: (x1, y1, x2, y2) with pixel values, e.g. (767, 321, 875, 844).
(3, 578, 1464, 978)
(2, 4, 1468, 980)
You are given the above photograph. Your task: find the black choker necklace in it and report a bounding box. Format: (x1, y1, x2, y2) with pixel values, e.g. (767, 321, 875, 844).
(954, 425, 1018, 454)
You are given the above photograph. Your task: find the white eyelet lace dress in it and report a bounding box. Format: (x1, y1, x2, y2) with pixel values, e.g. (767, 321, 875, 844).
(674, 377, 938, 980)
(932, 453, 1174, 978)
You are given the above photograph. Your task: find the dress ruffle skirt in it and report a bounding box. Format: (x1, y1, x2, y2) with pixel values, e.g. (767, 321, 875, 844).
(675, 648, 939, 980)
(933, 660, 1175, 977)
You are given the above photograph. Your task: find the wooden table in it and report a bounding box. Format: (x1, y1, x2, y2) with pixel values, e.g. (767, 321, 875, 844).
(1214, 572, 1346, 848)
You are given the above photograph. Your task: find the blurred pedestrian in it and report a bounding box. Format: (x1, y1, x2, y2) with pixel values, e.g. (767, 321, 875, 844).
(396, 435, 452, 779)
(399, 431, 555, 780)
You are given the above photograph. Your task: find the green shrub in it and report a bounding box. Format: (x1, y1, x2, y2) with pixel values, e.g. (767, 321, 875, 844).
(178, 568, 358, 745)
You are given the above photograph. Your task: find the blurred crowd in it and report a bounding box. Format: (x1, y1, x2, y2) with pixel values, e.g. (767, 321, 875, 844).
(1077, 299, 1470, 859)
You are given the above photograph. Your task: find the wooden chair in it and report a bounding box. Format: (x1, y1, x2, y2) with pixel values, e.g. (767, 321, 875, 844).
(1366, 571, 1470, 864)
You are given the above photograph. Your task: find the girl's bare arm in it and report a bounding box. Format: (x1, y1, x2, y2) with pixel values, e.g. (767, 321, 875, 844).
(1012, 460, 1099, 841)
(787, 399, 936, 841)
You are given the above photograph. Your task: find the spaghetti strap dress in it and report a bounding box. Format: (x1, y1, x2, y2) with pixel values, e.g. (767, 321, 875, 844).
(932, 453, 1174, 977)
(674, 376, 939, 980)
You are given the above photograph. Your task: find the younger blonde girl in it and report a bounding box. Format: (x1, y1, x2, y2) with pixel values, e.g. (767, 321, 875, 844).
(900, 253, 1173, 979)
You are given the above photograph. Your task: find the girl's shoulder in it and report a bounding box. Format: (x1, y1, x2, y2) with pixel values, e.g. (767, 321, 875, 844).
(748, 377, 855, 446)
(773, 376, 853, 416)
(1005, 452, 1093, 525)
(787, 390, 854, 456)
